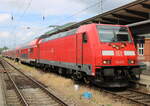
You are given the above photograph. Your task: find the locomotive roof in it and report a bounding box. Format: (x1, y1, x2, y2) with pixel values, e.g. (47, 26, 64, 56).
(18, 38, 39, 49)
(39, 23, 128, 39)
(45, 22, 77, 35)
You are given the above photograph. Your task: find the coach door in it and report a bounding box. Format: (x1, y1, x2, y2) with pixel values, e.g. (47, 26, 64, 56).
(76, 33, 83, 67)
(76, 33, 85, 67)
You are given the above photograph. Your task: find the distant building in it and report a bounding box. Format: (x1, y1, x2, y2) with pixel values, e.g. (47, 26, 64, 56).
(130, 21, 150, 72)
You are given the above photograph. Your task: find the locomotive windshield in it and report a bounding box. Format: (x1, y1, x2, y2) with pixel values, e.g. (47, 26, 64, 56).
(97, 25, 131, 42)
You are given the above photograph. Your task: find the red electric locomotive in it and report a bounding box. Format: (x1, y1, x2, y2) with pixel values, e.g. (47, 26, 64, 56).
(35, 23, 143, 87)
(3, 23, 144, 87)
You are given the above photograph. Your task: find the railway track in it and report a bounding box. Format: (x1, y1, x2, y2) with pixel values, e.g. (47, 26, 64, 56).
(101, 88, 150, 106)
(1, 58, 150, 106)
(77, 78, 150, 105)
(0, 59, 69, 106)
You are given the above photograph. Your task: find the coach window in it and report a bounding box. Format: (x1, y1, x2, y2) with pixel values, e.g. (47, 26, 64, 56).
(82, 32, 88, 43)
(29, 48, 33, 53)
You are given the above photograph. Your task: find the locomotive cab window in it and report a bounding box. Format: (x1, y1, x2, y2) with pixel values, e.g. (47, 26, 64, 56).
(82, 32, 88, 43)
(97, 25, 131, 42)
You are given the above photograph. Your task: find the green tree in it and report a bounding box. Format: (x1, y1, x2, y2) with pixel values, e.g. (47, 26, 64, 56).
(0, 46, 8, 54)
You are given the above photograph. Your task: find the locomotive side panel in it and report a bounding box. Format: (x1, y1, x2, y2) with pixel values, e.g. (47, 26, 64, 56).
(38, 25, 96, 75)
(39, 35, 77, 63)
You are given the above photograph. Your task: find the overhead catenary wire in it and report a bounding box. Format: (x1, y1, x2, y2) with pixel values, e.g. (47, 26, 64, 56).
(7, 0, 25, 47)
(21, 0, 106, 43)
(100, 0, 103, 13)
(54, 0, 106, 25)
(10, 0, 106, 48)
(10, 0, 33, 48)
(19, 0, 33, 19)
(10, 0, 26, 21)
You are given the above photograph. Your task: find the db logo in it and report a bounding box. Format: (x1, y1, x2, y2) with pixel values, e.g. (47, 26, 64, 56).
(116, 60, 124, 64)
(116, 50, 123, 56)
(50, 48, 54, 53)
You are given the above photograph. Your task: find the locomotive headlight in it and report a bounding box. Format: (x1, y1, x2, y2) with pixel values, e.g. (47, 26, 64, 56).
(128, 60, 135, 64)
(103, 60, 107, 64)
(102, 50, 114, 56)
(103, 60, 111, 64)
(131, 60, 135, 64)
(124, 51, 135, 56)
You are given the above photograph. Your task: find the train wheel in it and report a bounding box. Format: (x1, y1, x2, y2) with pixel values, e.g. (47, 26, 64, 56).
(70, 71, 83, 82)
(71, 73, 78, 81)
(136, 74, 141, 80)
(76, 72, 83, 80)
(83, 77, 91, 84)
(58, 68, 63, 75)
(43, 67, 47, 71)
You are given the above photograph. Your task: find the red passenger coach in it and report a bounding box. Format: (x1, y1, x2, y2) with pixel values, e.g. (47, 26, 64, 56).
(2, 47, 19, 61)
(36, 24, 143, 87)
(19, 38, 39, 64)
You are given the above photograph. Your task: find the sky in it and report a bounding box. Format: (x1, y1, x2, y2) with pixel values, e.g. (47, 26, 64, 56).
(0, 0, 136, 48)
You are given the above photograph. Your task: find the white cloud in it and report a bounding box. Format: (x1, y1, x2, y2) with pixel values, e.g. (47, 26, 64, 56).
(0, 31, 11, 38)
(14, 25, 47, 44)
(0, 13, 11, 23)
(20, 31, 35, 41)
(0, 0, 136, 16)
(0, 0, 87, 16)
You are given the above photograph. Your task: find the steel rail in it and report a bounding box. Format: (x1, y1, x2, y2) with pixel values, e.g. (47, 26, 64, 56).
(0, 61, 7, 106)
(81, 80, 150, 106)
(128, 88, 150, 96)
(0, 60, 29, 106)
(92, 85, 150, 106)
(104, 89, 150, 106)
(2, 58, 69, 106)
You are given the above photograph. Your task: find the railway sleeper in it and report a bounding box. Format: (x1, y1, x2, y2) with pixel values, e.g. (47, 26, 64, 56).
(126, 94, 140, 98)
(115, 92, 131, 95)
(137, 99, 150, 102)
(131, 96, 144, 100)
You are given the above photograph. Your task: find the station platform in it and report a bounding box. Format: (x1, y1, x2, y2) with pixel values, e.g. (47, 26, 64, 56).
(0, 74, 5, 106)
(143, 69, 150, 76)
(134, 74, 150, 91)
